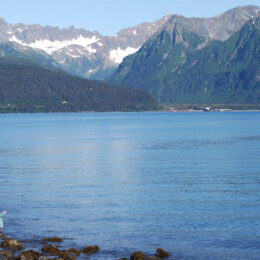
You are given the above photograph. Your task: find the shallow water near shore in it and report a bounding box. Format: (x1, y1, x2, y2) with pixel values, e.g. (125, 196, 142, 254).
(1, 112, 260, 259)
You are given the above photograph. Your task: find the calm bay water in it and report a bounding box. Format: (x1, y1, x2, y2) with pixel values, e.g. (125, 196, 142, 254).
(0, 112, 260, 259)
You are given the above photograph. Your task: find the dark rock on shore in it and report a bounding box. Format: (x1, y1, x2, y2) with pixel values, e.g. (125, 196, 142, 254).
(0, 251, 13, 260)
(0, 255, 8, 260)
(81, 245, 99, 254)
(0, 232, 170, 260)
(130, 251, 146, 260)
(58, 251, 76, 260)
(1, 239, 24, 252)
(123, 250, 164, 260)
(68, 249, 81, 256)
(156, 248, 170, 258)
(41, 244, 60, 255)
(16, 250, 42, 260)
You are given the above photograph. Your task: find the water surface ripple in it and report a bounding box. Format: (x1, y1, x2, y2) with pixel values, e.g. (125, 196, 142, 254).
(0, 112, 260, 259)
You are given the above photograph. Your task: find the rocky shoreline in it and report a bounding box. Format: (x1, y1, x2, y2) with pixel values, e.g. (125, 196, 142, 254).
(0, 233, 170, 260)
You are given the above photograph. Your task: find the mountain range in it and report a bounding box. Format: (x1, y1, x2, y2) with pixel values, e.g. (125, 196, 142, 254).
(109, 6, 260, 105)
(0, 5, 259, 109)
(0, 6, 259, 82)
(0, 15, 172, 80)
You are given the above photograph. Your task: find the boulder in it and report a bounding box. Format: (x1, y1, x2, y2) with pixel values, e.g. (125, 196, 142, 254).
(16, 250, 42, 260)
(0, 255, 8, 260)
(156, 248, 170, 258)
(58, 251, 76, 260)
(130, 251, 145, 260)
(42, 238, 62, 243)
(38, 257, 48, 260)
(1, 239, 23, 251)
(41, 244, 60, 255)
(68, 248, 81, 256)
(145, 257, 161, 260)
(0, 251, 13, 260)
(82, 245, 99, 254)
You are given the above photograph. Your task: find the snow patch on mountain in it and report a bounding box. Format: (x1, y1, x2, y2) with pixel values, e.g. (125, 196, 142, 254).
(10, 35, 98, 54)
(109, 46, 140, 63)
(17, 28, 26, 32)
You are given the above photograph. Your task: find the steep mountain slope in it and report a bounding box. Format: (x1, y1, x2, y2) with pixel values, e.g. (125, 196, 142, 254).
(0, 6, 259, 80)
(0, 57, 158, 112)
(109, 13, 260, 105)
(0, 42, 61, 69)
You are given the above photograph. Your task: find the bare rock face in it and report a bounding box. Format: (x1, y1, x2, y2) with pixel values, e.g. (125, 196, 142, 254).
(1, 239, 23, 251)
(156, 248, 170, 258)
(81, 245, 99, 254)
(159, 5, 260, 42)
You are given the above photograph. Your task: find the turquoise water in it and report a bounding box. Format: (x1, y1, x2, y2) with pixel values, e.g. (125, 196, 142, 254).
(0, 112, 260, 259)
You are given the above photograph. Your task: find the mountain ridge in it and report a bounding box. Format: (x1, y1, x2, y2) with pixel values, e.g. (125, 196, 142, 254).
(0, 5, 259, 80)
(0, 14, 172, 79)
(109, 14, 260, 105)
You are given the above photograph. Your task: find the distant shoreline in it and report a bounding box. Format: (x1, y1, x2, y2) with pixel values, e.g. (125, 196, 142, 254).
(1, 103, 260, 114)
(0, 109, 260, 115)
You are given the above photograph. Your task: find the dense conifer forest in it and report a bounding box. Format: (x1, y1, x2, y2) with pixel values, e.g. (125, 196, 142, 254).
(0, 58, 158, 113)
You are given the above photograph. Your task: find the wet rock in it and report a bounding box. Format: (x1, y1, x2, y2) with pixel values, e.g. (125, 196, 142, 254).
(38, 257, 49, 260)
(68, 248, 81, 256)
(0, 254, 8, 260)
(58, 251, 76, 260)
(41, 244, 60, 255)
(0, 251, 13, 260)
(42, 238, 62, 243)
(1, 239, 24, 251)
(145, 257, 161, 260)
(156, 248, 170, 258)
(16, 250, 42, 260)
(0, 233, 9, 241)
(82, 245, 99, 254)
(118, 258, 129, 260)
(130, 251, 145, 260)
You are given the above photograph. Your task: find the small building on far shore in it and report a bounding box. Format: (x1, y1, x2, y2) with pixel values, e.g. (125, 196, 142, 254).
(203, 107, 211, 111)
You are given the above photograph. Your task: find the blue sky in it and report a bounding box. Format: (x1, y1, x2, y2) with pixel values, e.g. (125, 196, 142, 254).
(1, 0, 259, 35)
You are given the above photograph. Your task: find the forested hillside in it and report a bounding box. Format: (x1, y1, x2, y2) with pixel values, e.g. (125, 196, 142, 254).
(0, 57, 158, 113)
